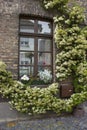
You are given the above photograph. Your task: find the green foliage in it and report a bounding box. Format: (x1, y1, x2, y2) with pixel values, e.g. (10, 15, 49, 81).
(0, 61, 14, 98)
(54, 6, 87, 81)
(43, 1, 87, 94)
(53, 4, 87, 92)
(43, 0, 69, 11)
(69, 6, 85, 25)
(74, 62, 87, 92)
(9, 83, 59, 114)
(0, 61, 87, 115)
(0, 61, 6, 71)
(55, 23, 87, 81)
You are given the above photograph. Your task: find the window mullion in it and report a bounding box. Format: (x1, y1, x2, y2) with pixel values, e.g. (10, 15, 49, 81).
(34, 37, 38, 76)
(34, 20, 38, 76)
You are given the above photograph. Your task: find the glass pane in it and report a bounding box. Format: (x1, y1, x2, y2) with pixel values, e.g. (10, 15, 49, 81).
(38, 39, 51, 51)
(20, 37, 34, 51)
(20, 19, 34, 33)
(38, 53, 51, 65)
(19, 66, 34, 77)
(38, 66, 52, 72)
(20, 52, 34, 65)
(38, 21, 51, 34)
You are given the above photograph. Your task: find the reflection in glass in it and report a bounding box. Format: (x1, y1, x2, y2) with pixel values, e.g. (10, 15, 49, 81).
(20, 37, 34, 51)
(38, 39, 51, 51)
(20, 66, 34, 77)
(20, 19, 34, 33)
(38, 66, 51, 72)
(38, 21, 51, 34)
(38, 53, 51, 65)
(20, 52, 34, 65)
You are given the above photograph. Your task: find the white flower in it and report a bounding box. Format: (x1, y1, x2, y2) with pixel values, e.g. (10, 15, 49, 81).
(21, 75, 29, 81)
(38, 69, 52, 83)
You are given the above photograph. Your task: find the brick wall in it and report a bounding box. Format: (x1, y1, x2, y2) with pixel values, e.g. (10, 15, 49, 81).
(0, 0, 87, 79)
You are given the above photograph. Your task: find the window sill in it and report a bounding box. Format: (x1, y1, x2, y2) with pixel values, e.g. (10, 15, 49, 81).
(30, 84, 51, 88)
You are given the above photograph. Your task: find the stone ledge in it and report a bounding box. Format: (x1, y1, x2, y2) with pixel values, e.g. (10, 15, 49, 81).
(0, 102, 29, 123)
(1, 101, 87, 123)
(0, 102, 72, 123)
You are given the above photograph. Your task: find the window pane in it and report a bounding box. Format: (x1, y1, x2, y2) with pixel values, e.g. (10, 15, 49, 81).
(20, 52, 34, 65)
(38, 53, 51, 65)
(38, 21, 51, 34)
(19, 66, 34, 77)
(38, 39, 51, 51)
(38, 66, 52, 72)
(20, 37, 34, 51)
(20, 19, 34, 33)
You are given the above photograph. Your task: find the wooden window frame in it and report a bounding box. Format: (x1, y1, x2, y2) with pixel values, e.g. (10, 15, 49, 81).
(19, 15, 53, 79)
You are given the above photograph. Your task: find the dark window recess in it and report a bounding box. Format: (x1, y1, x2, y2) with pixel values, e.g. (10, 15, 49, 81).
(19, 16, 53, 78)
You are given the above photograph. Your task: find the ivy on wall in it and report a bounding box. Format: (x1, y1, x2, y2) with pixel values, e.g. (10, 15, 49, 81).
(43, 0, 69, 11)
(0, 61, 87, 115)
(44, 0, 87, 92)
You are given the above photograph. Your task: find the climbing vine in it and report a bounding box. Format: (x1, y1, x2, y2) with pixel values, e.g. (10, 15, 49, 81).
(44, 0, 87, 93)
(0, 61, 87, 115)
(43, 0, 69, 11)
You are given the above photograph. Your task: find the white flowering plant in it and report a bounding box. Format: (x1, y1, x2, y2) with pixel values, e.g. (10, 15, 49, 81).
(21, 75, 29, 81)
(21, 75, 29, 84)
(38, 69, 52, 84)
